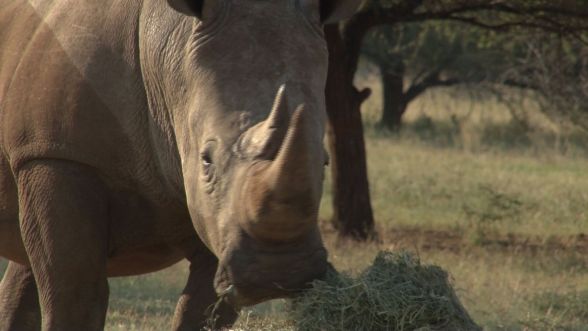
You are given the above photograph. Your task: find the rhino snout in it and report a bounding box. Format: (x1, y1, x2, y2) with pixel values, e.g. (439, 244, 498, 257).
(213, 242, 328, 307)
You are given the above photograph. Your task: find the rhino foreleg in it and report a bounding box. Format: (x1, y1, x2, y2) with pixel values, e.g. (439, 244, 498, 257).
(172, 252, 238, 331)
(16, 160, 109, 331)
(0, 262, 41, 331)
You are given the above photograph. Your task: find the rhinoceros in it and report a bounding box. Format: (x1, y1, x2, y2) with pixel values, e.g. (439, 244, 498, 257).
(0, 0, 363, 330)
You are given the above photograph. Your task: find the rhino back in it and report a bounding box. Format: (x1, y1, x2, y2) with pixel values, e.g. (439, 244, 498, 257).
(0, 1, 198, 262)
(0, 0, 179, 197)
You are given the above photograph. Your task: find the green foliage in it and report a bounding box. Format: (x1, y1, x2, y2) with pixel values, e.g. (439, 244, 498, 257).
(503, 34, 588, 129)
(363, 21, 520, 84)
(358, 0, 588, 128)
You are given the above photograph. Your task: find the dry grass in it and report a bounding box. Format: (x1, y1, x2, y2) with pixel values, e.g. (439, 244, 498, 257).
(232, 238, 587, 331)
(291, 251, 480, 331)
(1, 223, 587, 331)
(105, 262, 188, 331)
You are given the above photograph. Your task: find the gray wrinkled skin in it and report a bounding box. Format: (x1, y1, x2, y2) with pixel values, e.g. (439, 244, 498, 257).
(0, 0, 363, 330)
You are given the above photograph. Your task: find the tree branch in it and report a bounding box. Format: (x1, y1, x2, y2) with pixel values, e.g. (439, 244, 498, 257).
(404, 71, 460, 102)
(355, 1, 588, 38)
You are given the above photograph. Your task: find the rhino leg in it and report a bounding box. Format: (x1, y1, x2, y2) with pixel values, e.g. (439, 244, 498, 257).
(172, 251, 238, 331)
(16, 160, 109, 331)
(0, 262, 41, 331)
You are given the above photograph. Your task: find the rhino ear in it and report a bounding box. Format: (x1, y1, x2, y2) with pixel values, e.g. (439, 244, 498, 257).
(166, 0, 204, 17)
(320, 0, 364, 24)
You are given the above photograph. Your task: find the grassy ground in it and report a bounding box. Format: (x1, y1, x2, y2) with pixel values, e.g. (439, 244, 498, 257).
(330, 242, 587, 331)
(1, 72, 587, 330)
(341, 135, 588, 238)
(3, 241, 585, 331)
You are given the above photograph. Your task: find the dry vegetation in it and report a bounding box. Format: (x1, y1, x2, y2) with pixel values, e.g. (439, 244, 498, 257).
(1, 69, 587, 330)
(290, 251, 480, 331)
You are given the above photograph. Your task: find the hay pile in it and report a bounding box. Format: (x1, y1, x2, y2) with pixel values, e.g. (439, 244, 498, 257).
(291, 251, 480, 331)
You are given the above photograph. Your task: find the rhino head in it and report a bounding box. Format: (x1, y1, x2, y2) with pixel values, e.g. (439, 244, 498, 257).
(148, 0, 363, 307)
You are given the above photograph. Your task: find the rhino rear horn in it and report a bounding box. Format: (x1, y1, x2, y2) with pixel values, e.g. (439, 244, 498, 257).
(241, 85, 291, 159)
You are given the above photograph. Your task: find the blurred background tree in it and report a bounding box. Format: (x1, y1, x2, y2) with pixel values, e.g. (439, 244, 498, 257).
(362, 22, 531, 130)
(503, 34, 588, 130)
(324, 0, 588, 240)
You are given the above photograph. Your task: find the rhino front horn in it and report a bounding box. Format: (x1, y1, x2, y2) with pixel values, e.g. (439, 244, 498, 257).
(243, 104, 323, 241)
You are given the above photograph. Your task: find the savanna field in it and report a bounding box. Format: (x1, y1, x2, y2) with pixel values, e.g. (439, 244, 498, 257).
(1, 70, 587, 330)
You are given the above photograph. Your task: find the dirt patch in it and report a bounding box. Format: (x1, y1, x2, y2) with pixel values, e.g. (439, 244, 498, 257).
(385, 228, 588, 255)
(320, 222, 588, 256)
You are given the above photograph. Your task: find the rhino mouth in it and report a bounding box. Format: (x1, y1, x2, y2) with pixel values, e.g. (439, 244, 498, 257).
(217, 282, 295, 308)
(213, 245, 328, 307)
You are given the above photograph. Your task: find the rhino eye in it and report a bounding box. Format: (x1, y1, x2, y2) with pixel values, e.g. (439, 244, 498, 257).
(200, 139, 218, 182)
(202, 152, 212, 167)
(201, 152, 214, 178)
(201, 141, 217, 182)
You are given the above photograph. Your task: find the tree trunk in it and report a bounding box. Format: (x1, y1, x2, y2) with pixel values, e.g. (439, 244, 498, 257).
(380, 66, 408, 131)
(324, 25, 375, 240)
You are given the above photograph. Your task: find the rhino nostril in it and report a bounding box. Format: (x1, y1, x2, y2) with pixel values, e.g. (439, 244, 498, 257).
(219, 284, 247, 308)
(220, 284, 235, 297)
(220, 284, 241, 305)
